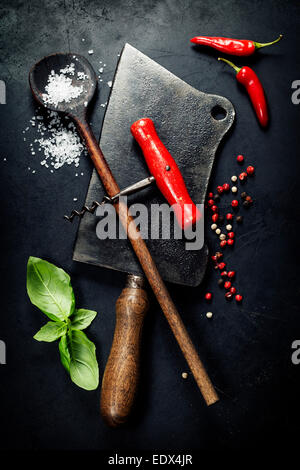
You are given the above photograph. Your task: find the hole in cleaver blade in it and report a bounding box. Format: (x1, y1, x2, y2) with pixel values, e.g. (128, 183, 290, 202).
(73, 43, 235, 287)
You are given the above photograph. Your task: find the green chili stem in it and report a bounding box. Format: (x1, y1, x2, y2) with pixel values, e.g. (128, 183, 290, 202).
(218, 57, 241, 74)
(254, 34, 283, 50)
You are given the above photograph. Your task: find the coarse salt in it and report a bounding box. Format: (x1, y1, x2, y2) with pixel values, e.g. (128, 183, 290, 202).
(42, 63, 84, 107)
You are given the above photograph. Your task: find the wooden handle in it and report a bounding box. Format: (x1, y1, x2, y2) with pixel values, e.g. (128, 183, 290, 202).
(76, 117, 219, 407)
(100, 276, 149, 427)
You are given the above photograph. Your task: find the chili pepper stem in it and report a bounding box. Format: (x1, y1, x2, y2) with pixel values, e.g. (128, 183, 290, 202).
(218, 57, 241, 74)
(254, 34, 283, 50)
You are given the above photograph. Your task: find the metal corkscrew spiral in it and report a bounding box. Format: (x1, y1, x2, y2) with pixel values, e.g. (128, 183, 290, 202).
(64, 197, 111, 222)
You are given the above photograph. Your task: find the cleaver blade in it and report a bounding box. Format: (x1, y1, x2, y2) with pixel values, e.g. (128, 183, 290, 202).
(73, 43, 235, 287)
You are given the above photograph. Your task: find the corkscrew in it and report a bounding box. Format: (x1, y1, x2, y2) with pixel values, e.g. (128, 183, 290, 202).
(64, 176, 156, 222)
(65, 118, 201, 228)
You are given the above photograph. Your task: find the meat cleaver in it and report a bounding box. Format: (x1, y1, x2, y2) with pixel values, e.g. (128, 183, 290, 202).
(73, 44, 234, 425)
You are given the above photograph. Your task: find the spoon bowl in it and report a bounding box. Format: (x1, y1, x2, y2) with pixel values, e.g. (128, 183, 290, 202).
(29, 52, 97, 117)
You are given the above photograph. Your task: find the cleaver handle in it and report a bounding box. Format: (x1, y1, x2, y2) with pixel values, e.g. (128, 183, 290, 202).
(100, 275, 149, 427)
(131, 118, 201, 229)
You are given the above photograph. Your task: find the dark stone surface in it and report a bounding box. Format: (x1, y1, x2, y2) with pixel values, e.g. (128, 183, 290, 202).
(0, 0, 300, 452)
(73, 43, 234, 286)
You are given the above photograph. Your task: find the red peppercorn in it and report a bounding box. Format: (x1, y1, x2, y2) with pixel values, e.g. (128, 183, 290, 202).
(227, 271, 235, 278)
(212, 213, 219, 223)
(208, 192, 214, 198)
(235, 294, 243, 302)
(239, 172, 248, 182)
(246, 165, 255, 175)
(226, 213, 233, 221)
(211, 205, 218, 212)
(245, 195, 252, 203)
(222, 183, 230, 192)
(217, 185, 224, 194)
(208, 199, 214, 206)
(231, 200, 239, 208)
(229, 286, 237, 294)
(237, 154, 244, 163)
(215, 251, 223, 260)
(227, 238, 234, 246)
(224, 281, 231, 289)
(205, 292, 212, 301)
(220, 240, 227, 248)
(225, 292, 233, 300)
(211, 255, 217, 262)
(218, 262, 226, 270)
(220, 271, 227, 277)
(228, 231, 235, 239)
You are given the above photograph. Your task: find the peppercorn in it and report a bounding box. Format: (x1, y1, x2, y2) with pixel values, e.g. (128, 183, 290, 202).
(206, 312, 213, 318)
(211, 205, 218, 212)
(241, 192, 247, 199)
(224, 281, 231, 289)
(218, 278, 224, 287)
(231, 175, 237, 182)
(214, 194, 220, 202)
(211, 223, 218, 230)
(243, 200, 251, 208)
(239, 172, 248, 182)
(235, 294, 243, 302)
(218, 262, 226, 270)
(225, 292, 233, 300)
(226, 224, 232, 231)
(231, 186, 238, 193)
(215, 228, 221, 235)
(227, 238, 234, 246)
(228, 231, 235, 239)
(218, 215, 224, 224)
(228, 271, 235, 278)
(215, 251, 223, 260)
(211, 255, 217, 262)
(208, 192, 214, 198)
(220, 270, 227, 277)
(220, 240, 227, 248)
(245, 195, 252, 202)
(219, 233, 226, 241)
(182, 372, 188, 379)
(208, 199, 214, 206)
(229, 286, 237, 294)
(212, 213, 219, 223)
(246, 165, 255, 175)
(226, 213, 233, 221)
(217, 185, 224, 194)
(223, 183, 230, 192)
(231, 199, 239, 208)
(205, 292, 212, 301)
(236, 215, 243, 223)
(237, 154, 244, 163)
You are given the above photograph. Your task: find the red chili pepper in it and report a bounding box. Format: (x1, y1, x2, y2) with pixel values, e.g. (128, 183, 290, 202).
(218, 58, 268, 127)
(190, 35, 282, 56)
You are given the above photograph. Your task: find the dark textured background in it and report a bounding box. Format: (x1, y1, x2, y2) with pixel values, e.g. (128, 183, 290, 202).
(0, 0, 300, 452)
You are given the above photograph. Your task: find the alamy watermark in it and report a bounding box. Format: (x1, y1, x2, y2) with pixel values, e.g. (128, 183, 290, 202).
(0, 80, 6, 104)
(0, 340, 6, 364)
(291, 340, 300, 365)
(291, 80, 300, 104)
(95, 197, 204, 251)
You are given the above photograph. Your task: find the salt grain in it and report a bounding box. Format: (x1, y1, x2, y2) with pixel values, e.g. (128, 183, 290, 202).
(42, 63, 84, 107)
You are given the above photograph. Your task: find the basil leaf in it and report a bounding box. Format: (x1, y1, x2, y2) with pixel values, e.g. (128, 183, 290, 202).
(68, 330, 99, 391)
(27, 257, 75, 321)
(34, 321, 67, 342)
(59, 334, 71, 373)
(70, 309, 97, 330)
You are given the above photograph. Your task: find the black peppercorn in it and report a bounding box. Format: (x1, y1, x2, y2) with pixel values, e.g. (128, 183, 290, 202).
(214, 194, 220, 202)
(218, 278, 224, 287)
(236, 215, 243, 223)
(243, 200, 250, 208)
(241, 192, 247, 199)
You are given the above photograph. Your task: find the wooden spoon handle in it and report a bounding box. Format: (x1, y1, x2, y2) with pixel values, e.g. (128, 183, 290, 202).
(76, 118, 219, 407)
(100, 276, 149, 427)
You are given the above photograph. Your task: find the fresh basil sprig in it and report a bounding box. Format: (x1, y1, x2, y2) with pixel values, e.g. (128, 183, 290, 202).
(27, 257, 99, 391)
